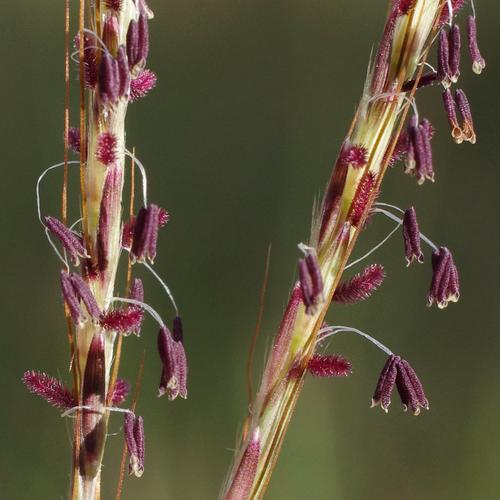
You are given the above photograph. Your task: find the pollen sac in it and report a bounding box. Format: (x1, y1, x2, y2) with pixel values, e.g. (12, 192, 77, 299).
(298, 249, 324, 315)
(442, 88, 476, 144)
(124, 413, 145, 477)
(126, 14, 149, 71)
(98, 51, 120, 105)
(117, 45, 131, 99)
(402, 207, 424, 266)
(121, 217, 135, 250)
(371, 354, 399, 412)
(427, 246, 460, 308)
(130, 277, 144, 303)
(437, 28, 452, 87)
(172, 315, 184, 343)
(157, 322, 188, 400)
(395, 359, 429, 415)
(45, 216, 88, 266)
(467, 15, 486, 75)
(174, 339, 188, 399)
(157, 326, 179, 400)
(307, 354, 352, 377)
(131, 204, 165, 264)
(60, 271, 101, 325)
(442, 88, 462, 143)
(60, 270, 82, 324)
(448, 24, 461, 83)
(70, 272, 101, 320)
(405, 116, 434, 185)
(455, 89, 476, 144)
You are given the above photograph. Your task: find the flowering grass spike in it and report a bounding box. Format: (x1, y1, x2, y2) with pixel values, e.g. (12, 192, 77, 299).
(223, 1, 483, 497)
(24, 2, 185, 498)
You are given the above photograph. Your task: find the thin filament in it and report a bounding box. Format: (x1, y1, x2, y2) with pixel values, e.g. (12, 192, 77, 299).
(318, 325, 393, 356)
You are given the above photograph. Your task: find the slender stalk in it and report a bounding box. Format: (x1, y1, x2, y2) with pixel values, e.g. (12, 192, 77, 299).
(223, 1, 444, 497)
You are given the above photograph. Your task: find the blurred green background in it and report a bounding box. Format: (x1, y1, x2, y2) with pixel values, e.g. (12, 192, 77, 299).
(1, 1, 499, 498)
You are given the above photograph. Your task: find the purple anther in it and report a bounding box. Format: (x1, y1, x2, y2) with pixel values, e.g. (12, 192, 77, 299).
(402, 207, 424, 266)
(45, 216, 88, 266)
(371, 355, 399, 412)
(467, 15, 486, 74)
(395, 359, 429, 415)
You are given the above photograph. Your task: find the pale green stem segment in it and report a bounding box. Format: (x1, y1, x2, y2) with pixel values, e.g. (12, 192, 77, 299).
(222, 1, 442, 498)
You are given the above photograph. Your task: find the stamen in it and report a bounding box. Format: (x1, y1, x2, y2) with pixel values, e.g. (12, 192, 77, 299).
(455, 88, 476, 144)
(448, 24, 461, 83)
(373, 205, 438, 251)
(467, 15, 486, 74)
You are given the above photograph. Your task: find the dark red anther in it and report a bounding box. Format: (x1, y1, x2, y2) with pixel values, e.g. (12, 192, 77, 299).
(402, 207, 423, 266)
(395, 359, 429, 415)
(442, 88, 462, 143)
(131, 204, 163, 264)
(157, 326, 179, 400)
(45, 216, 88, 266)
(455, 88, 476, 144)
(371, 355, 399, 412)
(467, 15, 486, 74)
(448, 24, 461, 83)
(117, 45, 130, 98)
(98, 51, 119, 105)
(69, 273, 101, 320)
(437, 28, 452, 86)
(427, 246, 460, 308)
(60, 270, 82, 324)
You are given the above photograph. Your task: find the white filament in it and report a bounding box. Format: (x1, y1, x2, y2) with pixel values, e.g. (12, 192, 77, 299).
(45, 228, 70, 269)
(125, 149, 148, 206)
(36, 161, 80, 225)
(318, 325, 393, 356)
(345, 223, 401, 269)
(61, 405, 134, 418)
(141, 261, 179, 314)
